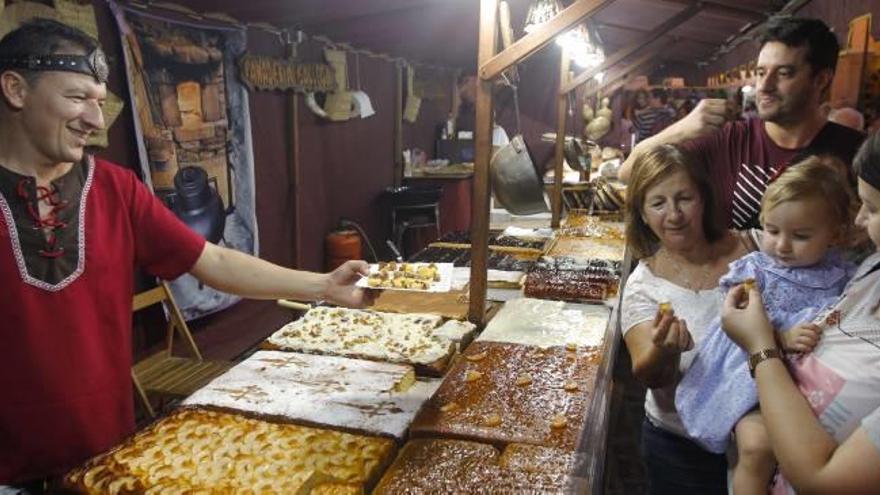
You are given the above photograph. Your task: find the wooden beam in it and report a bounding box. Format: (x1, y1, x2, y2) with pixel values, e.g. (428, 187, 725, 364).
(468, 0, 498, 325)
(584, 39, 676, 96)
(602, 65, 659, 95)
(552, 48, 571, 228)
(561, 2, 703, 94)
(665, 0, 766, 21)
(479, 0, 613, 81)
(596, 20, 719, 46)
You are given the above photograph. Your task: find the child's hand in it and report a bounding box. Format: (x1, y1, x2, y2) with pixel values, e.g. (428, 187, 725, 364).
(781, 323, 823, 353)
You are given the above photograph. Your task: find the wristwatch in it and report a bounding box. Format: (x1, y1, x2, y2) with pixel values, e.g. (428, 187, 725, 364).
(748, 348, 782, 377)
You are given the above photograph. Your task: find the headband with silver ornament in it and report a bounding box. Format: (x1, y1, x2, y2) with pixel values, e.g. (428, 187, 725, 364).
(0, 48, 109, 83)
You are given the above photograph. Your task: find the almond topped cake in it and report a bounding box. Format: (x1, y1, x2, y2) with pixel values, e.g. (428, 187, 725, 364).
(267, 307, 457, 372)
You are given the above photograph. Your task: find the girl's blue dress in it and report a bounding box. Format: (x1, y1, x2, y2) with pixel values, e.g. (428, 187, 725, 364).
(675, 251, 854, 453)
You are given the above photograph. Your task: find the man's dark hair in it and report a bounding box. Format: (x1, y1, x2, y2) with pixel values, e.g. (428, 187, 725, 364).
(757, 16, 839, 74)
(0, 18, 99, 82)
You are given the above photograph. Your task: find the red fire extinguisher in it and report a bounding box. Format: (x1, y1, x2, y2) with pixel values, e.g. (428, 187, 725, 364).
(325, 228, 362, 272)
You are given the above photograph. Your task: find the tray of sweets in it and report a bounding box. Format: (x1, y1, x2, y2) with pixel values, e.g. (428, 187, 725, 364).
(545, 235, 625, 263)
(358, 262, 453, 292)
(437, 230, 548, 251)
(64, 407, 396, 494)
(523, 256, 621, 304)
(266, 307, 474, 375)
(410, 341, 601, 451)
(373, 438, 588, 494)
(183, 351, 441, 439)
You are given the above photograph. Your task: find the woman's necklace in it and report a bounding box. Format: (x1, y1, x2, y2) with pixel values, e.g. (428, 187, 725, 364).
(655, 247, 715, 292)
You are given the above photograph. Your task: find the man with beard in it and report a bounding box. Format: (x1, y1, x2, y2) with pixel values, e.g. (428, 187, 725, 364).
(619, 17, 865, 229)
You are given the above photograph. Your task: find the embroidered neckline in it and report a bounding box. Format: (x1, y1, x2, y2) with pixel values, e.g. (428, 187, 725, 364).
(0, 156, 94, 291)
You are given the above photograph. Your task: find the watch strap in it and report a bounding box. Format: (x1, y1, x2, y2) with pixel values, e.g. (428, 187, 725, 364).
(748, 348, 782, 377)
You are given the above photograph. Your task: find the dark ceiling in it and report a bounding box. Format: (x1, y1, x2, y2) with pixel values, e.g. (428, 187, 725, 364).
(171, 0, 791, 70)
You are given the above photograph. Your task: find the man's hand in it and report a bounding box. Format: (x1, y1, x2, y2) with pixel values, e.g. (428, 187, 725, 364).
(673, 98, 730, 141)
(618, 98, 731, 183)
(322, 260, 377, 308)
(651, 308, 694, 355)
(781, 323, 823, 354)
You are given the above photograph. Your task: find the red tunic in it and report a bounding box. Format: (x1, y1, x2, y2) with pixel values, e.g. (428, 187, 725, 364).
(0, 157, 205, 482)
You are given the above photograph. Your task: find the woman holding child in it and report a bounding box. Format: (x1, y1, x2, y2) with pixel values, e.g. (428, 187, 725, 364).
(721, 133, 880, 494)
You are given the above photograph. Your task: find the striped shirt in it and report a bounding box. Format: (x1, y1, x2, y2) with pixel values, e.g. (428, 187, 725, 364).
(634, 106, 675, 143)
(685, 118, 864, 230)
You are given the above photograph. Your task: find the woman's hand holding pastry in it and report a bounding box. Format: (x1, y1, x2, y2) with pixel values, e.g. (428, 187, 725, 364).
(651, 308, 694, 354)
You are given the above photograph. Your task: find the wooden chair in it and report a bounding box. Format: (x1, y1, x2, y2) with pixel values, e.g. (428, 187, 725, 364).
(132, 281, 233, 417)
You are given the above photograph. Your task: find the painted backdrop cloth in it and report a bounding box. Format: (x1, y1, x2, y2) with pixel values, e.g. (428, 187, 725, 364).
(675, 251, 854, 453)
(111, 2, 258, 319)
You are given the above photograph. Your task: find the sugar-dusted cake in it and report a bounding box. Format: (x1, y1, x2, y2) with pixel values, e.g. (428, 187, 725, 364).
(373, 438, 588, 494)
(183, 350, 440, 440)
(478, 297, 609, 349)
(410, 341, 601, 450)
(432, 319, 478, 351)
(65, 408, 395, 494)
(267, 307, 454, 374)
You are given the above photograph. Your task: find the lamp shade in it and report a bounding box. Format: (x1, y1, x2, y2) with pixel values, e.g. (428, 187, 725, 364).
(524, 0, 562, 33)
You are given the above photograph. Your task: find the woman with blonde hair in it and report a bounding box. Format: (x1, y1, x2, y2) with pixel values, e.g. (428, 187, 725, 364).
(622, 144, 751, 493)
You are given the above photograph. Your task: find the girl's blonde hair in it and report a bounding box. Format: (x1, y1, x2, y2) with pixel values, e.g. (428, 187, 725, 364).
(760, 155, 856, 241)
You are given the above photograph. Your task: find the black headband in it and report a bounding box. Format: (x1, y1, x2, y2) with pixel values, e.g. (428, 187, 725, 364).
(0, 48, 108, 83)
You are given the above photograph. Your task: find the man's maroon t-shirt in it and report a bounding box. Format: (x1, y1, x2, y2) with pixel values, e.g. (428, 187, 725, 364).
(0, 157, 205, 482)
(686, 117, 865, 229)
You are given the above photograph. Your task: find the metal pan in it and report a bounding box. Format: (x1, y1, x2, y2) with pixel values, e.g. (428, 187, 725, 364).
(490, 135, 549, 215)
(563, 138, 587, 172)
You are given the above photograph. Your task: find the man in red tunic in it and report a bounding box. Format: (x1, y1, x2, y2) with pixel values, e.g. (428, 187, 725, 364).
(619, 17, 865, 229)
(0, 19, 372, 490)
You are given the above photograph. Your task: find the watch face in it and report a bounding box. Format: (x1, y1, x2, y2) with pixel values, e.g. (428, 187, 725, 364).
(88, 48, 109, 83)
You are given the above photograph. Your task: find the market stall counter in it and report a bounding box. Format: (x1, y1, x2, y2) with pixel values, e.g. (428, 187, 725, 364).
(63, 215, 627, 494)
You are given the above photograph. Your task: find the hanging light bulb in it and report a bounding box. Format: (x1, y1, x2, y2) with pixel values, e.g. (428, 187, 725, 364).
(524, 0, 562, 33)
(559, 25, 605, 69)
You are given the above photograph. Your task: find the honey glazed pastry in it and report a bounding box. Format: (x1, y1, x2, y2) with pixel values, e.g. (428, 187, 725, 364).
(410, 341, 601, 450)
(65, 407, 395, 494)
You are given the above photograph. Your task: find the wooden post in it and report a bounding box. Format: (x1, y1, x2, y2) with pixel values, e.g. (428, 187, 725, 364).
(468, 0, 498, 325)
(552, 47, 571, 228)
(286, 42, 303, 268)
(393, 63, 404, 187)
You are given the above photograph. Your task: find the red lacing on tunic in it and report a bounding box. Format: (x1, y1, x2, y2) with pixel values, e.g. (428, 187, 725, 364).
(16, 178, 69, 258)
